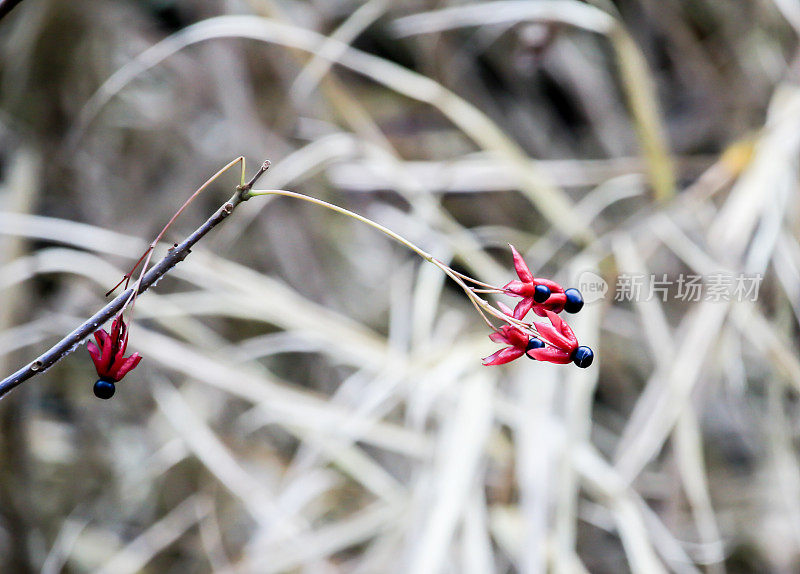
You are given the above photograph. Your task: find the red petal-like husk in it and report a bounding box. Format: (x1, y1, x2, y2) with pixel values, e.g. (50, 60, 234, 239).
(482, 347, 525, 366)
(111, 315, 130, 355)
(544, 310, 577, 348)
(87, 340, 103, 371)
(497, 301, 515, 317)
(535, 279, 565, 293)
(100, 328, 114, 373)
(505, 326, 529, 348)
(509, 244, 534, 284)
(513, 297, 535, 320)
(94, 329, 109, 349)
(527, 347, 572, 364)
(118, 330, 128, 356)
(489, 330, 510, 344)
(543, 292, 566, 313)
(503, 280, 526, 295)
(532, 320, 572, 351)
(109, 353, 142, 382)
(110, 316, 122, 346)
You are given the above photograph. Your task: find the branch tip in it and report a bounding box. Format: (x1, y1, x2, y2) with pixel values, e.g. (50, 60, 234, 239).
(239, 159, 271, 199)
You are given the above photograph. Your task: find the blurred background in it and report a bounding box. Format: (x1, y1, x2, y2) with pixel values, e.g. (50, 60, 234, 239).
(1, 0, 800, 572)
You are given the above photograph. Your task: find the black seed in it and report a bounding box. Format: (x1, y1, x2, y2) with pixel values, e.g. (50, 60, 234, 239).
(563, 288, 584, 313)
(526, 337, 545, 351)
(526, 337, 545, 359)
(571, 346, 594, 368)
(93, 379, 116, 399)
(533, 284, 551, 303)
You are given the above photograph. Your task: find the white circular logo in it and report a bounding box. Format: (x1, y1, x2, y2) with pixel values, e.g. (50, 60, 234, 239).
(576, 270, 608, 304)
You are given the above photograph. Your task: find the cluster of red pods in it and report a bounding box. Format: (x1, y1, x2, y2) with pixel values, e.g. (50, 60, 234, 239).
(482, 246, 593, 368)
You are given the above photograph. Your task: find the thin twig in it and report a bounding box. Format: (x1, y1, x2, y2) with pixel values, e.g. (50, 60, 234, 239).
(247, 188, 435, 262)
(118, 158, 262, 327)
(0, 189, 248, 400)
(107, 156, 252, 298)
(0, 0, 24, 23)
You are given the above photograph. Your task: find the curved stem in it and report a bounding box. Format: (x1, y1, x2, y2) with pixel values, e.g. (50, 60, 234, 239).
(445, 268, 502, 290)
(248, 189, 434, 262)
(248, 188, 532, 334)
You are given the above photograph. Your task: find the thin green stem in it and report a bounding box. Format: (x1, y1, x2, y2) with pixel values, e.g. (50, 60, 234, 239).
(433, 260, 496, 330)
(248, 189, 435, 262)
(446, 268, 502, 290)
(248, 188, 538, 336)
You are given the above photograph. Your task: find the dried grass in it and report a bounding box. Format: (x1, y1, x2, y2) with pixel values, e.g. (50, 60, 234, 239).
(1, 0, 799, 572)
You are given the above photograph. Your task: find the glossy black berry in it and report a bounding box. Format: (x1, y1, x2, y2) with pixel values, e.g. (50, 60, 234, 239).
(571, 346, 594, 368)
(526, 337, 545, 359)
(563, 288, 584, 313)
(533, 284, 551, 303)
(93, 379, 116, 399)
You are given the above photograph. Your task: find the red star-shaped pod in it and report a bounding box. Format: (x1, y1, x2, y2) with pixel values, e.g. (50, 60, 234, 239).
(482, 302, 547, 366)
(482, 323, 531, 365)
(527, 310, 593, 368)
(87, 315, 142, 383)
(503, 245, 567, 318)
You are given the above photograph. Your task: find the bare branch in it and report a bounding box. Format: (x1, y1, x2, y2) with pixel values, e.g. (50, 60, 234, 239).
(0, 0, 24, 23)
(0, 190, 246, 400)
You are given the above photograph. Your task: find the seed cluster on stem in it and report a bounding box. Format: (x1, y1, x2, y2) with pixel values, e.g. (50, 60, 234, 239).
(0, 156, 593, 401)
(245, 189, 594, 369)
